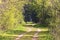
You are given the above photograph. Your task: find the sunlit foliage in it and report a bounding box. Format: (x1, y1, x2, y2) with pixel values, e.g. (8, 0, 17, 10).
(0, 0, 27, 30)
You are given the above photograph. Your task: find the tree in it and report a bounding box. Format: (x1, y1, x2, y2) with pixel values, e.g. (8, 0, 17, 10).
(0, 0, 26, 31)
(49, 0, 60, 40)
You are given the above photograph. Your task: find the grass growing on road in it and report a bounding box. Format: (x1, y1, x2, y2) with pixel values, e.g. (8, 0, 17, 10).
(0, 24, 52, 40)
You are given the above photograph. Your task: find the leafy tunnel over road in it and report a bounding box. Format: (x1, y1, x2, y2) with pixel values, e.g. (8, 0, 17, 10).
(23, 4, 39, 23)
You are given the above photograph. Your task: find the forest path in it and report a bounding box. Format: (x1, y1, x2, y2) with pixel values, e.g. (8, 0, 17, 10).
(15, 26, 33, 40)
(15, 24, 48, 40)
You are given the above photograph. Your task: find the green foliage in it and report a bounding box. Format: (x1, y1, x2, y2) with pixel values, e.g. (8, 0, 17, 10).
(25, 0, 52, 26)
(0, 0, 60, 40)
(48, 0, 60, 40)
(0, 0, 26, 30)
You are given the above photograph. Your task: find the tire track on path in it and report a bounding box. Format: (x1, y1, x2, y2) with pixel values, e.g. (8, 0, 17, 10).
(15, 27, 32, 40)
(32, 29, 41, 40)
